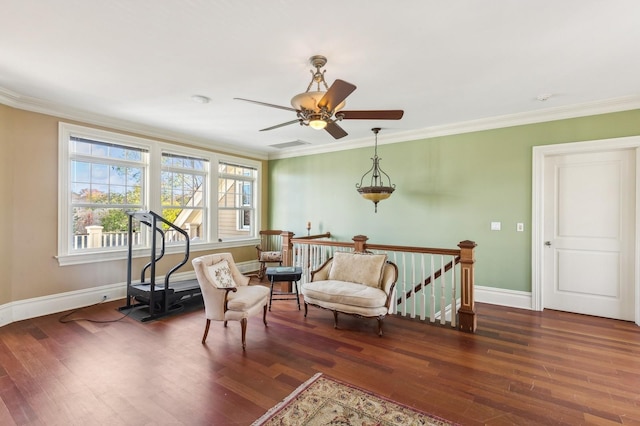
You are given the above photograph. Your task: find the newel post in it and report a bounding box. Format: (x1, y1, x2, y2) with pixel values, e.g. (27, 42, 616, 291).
(458, 240, 477, 333)
(86, 225, 104, 248)
(281, 231, 294, 266)
(352, 235, 369, 253)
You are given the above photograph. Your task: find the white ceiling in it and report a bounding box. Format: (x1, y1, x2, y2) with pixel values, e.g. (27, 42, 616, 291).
(2, 0, 640, 158)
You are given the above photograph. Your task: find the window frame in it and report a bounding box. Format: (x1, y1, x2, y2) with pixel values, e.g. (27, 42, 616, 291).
(57, 123, 262, 266)
(237, 180, 253, 231)
(216, 160, 258, 241)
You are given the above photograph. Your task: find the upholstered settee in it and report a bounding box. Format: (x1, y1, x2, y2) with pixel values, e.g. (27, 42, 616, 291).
(301, 252, 398, 336)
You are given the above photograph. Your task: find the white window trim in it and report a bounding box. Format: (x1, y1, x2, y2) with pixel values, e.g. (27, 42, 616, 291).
(57, 122, 262, 266)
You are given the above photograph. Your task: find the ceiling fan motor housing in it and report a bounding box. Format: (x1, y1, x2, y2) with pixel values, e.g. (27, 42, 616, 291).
(291, 91, 346, 113)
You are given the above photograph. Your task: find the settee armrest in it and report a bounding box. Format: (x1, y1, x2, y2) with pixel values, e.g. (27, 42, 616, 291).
(380, 261, 399, 308)
(310, 258, 333, 281)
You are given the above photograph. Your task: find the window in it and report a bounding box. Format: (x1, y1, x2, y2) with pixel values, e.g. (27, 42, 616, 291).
(161, 153, 207, 242)
(217, 162, 256, 240)
(67, 136, 147, 251)
(58, 123, 261, 265)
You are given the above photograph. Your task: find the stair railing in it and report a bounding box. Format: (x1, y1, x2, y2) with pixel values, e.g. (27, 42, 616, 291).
(283, 233, 476, 333)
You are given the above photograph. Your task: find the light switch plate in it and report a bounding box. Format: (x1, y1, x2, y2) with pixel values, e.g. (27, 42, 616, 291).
(490, 221, 501, 231)
(517, 223, 524, 232)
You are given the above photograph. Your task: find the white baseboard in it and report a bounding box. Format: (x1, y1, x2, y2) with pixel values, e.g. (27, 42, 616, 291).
(0, 261, 255, 327)
(0, 281, 129, 327)
(475, 285, 533, 310)
(0, 271, 529, 328)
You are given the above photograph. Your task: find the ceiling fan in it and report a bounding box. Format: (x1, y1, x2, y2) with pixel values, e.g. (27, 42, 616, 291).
(234, 55, 404, 139)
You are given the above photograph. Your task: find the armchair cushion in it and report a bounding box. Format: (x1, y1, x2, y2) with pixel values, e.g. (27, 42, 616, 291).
(259, 251, 282, 262)
(328, 252, 387, 288)
(205, 259, 237, 288)
(227, 286, 270, 312)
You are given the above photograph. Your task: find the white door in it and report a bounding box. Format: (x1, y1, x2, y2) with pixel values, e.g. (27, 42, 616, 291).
(543, 149, 635, 320)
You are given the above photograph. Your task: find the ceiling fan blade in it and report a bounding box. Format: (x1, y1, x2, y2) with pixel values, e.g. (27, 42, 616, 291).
(338, 110, 404, 120)
(317, 79, 357, 111)
(325, 121, 348, 139)
(260, 119, 301, 132)
(234, 97, 298, 112)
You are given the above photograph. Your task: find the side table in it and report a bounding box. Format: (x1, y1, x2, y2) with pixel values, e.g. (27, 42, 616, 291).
(266, 266, 302, 311)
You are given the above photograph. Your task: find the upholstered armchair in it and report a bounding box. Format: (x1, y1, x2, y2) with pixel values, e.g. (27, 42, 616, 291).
(256, 230, 283, 280)
(192, 253, 270, 349)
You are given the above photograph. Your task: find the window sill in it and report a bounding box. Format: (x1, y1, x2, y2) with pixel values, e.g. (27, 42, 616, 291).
(55, 239, 260, 266)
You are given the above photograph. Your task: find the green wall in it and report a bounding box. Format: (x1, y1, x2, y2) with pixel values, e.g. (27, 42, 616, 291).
(268, 109, 640, 293)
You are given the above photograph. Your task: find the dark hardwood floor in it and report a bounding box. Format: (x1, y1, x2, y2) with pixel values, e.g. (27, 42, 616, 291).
(1, 282, 639, 425)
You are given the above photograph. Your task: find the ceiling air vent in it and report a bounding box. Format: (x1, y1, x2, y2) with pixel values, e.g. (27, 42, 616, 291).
(269, 140, 311, 149)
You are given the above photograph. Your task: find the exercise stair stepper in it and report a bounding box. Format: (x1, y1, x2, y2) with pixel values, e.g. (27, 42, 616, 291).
(118, 211, 201, 321)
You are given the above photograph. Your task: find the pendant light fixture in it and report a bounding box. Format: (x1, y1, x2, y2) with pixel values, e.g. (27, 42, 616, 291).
(356, 128, 395, 212)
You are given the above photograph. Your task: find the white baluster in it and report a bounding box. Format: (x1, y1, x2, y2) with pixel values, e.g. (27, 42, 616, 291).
(430, 255, 436, 323)
(420, 253, 426, 321)
(440, 255, 446, 325)
(401, 252, 407, 317)
(450, 255, 457, 328)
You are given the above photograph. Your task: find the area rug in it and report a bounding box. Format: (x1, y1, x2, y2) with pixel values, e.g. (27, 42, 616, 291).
(251, 373, 457, 426)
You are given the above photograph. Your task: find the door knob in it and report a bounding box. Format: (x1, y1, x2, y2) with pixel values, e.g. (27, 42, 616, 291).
(544, 241, 552, 246)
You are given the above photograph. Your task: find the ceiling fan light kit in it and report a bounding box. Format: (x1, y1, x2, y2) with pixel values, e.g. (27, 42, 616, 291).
(234, 55, 404, 139)
(308, 116, 328, 130)
(356, 127, 395, 213)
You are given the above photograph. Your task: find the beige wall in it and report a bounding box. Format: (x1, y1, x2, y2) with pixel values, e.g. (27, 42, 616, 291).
(2, 106, 264, 304)
(0, 105, 12, 305)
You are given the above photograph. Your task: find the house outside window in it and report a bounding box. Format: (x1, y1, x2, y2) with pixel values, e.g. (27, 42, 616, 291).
(58, 123, 261, 265)
(161, 153, 207, 242)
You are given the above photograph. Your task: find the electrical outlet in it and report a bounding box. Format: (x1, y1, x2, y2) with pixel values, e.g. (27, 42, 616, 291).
(516, 223, 524, 232)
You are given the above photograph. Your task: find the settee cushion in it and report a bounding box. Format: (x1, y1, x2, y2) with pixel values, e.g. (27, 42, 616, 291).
(328, 252, 387, 288)
(303, 280, 388, 308)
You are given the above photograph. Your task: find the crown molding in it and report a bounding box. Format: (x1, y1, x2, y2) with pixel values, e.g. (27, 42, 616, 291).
(3, 87, 638, 162)
(268, 95, 640, 159)
(0, 87, 269, 161)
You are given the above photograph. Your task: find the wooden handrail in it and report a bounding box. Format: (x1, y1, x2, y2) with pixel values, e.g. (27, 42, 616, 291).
(290, 236, 460, 256)
(294, 232, 332, 240)
(259, 229, 283, 236)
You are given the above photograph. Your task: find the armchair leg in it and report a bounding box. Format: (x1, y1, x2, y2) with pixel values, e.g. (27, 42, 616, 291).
(263, 304, 268, 326)
(201, 319, 211, 344)
(333, 311, 338, 329)
(377, 317, 384, 337)
(241, 318, 248, 350)
(304, 302, 308, 317)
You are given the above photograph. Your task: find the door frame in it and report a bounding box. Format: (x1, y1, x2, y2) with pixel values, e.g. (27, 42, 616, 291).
(532, 135, 640, 326)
